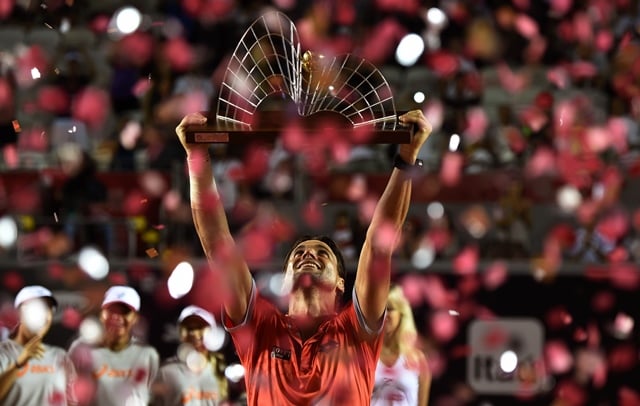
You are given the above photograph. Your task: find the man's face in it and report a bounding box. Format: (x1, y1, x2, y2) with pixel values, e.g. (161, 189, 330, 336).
(284, 239, 344, 294)
(100, 303, 137, 340)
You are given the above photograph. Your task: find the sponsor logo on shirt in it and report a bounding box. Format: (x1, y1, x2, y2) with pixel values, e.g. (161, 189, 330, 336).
(93, 364, 147, 381)
(181, 387, 219, 404)
(270, 346, 291, 361)
(16, 363, 55, 377)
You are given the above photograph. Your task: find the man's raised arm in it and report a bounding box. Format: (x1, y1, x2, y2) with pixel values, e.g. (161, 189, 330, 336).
(176, 113, 253, 323)
(354, 109, 432, 329)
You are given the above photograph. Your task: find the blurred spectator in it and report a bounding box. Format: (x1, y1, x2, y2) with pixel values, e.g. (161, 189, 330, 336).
(0, 286, 76, 405)
(55, 146, 112, 255)
(0, 59, 19, 167)
(140, 122, 185, 171)
(150, 305, 229, 406)
(69, 285, 159, 406)
(398, 215, 425, 262)
(490, 182, 532, 259)
(331, 209, 360, 261)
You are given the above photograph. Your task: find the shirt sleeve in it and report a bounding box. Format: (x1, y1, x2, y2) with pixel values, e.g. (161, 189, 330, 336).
(0, 342, 20, 374)
(221, 278, 257, 331)
(147, 347, 160, 386)
(352, 287, 386, 338)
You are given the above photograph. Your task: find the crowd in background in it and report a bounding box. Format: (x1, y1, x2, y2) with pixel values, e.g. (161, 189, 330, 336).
(0, 0, 639, 405)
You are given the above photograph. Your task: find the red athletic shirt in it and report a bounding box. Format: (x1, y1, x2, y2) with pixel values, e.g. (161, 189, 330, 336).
(223, 281, 384, 405)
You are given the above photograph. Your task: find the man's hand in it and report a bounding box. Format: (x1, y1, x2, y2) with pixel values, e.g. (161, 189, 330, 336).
(398, 109, 432, 163)
(175, 112, 209, 157)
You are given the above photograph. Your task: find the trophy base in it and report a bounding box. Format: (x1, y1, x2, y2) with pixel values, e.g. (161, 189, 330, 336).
(184, 110, 411, 145)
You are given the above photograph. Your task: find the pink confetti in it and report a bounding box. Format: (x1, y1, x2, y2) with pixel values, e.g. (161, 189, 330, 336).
(272, 0, 296, 10)
(3, 145, 18, 169)
(345, 174, 367, 202)
(608, 344, 637, 372)
(47, 390, 65, 406)
(132, 78, 151, 98)
(545, 306, 572, 330)
(496, 63, 528, 93)
(523, 35, 547, 63)
(429, 311, 458, 343)
(452, 245, 478, 275)
(37, 86, 70, 115)
(463, 107, 488, 143)
(569, 61, 598, 80)
(594, 29, 614, 52)
(73, 375, 96, 405)
(123, 190, 148, 216)
(596, 209, 629, 242)
(61, 307, 82, 329)
(0, 0, 13, 18)
(71, 87, 110, 128)
(0, 77, 14, 109)
(619, 387, 640, 406)
(302, 198, 323, 229)
(439, 152, 463, 186)
(373, 221, 399, 251)
(47, 263, 65, 280)
(330, 140, 351, 165)
(163, 38, 195, 72)
(422, 275, 455, 309)
(89, 14, 110, 34)
(519, 106, 548, 132)
(140, 171, 168, 197)
(483, 261, 508, 290)
(426, 51, 460, 77)
(117, 32, 154, 67)
(549, 0, 573, 16)
(554, 379, 587, 405)
(3, 272, 24, 292)
(282, 123, 306, 152)
(544, 340, 573, 373)
(584, 126, 611, 153)
(609, 263, 640, 290)
(240, 229, 273, 265)
(573, 12, 593, 44)
(547, 66, 570, 89)
(358, 19, 405, 65)
(591, 290, 615, 313)
(514, 13, 539, 38)
(606, 117, 629, 154)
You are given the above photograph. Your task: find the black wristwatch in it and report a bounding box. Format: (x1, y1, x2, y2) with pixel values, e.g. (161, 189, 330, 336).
(393, 154, 423, 171)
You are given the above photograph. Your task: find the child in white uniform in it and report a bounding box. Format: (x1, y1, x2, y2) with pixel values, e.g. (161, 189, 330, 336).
(0, 285, 77, 405)
(151, 305, 228, 405)
(68, 285, 159, 406)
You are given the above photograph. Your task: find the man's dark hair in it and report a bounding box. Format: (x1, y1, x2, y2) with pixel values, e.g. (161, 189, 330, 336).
(283, 235, 347, 278)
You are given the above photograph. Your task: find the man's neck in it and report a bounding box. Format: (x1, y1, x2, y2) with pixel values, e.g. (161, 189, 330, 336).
(288, 287, 336, 340)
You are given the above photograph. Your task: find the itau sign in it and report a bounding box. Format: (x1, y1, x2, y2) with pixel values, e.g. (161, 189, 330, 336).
(468, 318, 546, 395)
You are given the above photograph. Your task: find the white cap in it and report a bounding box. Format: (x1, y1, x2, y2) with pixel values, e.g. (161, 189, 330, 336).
(14, 285, 58, 309)
(101, 286, 140, 312)
(178, 305, 216, 328)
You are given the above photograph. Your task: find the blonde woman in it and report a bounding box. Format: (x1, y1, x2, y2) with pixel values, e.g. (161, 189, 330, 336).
(371, 285, 431, 406)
